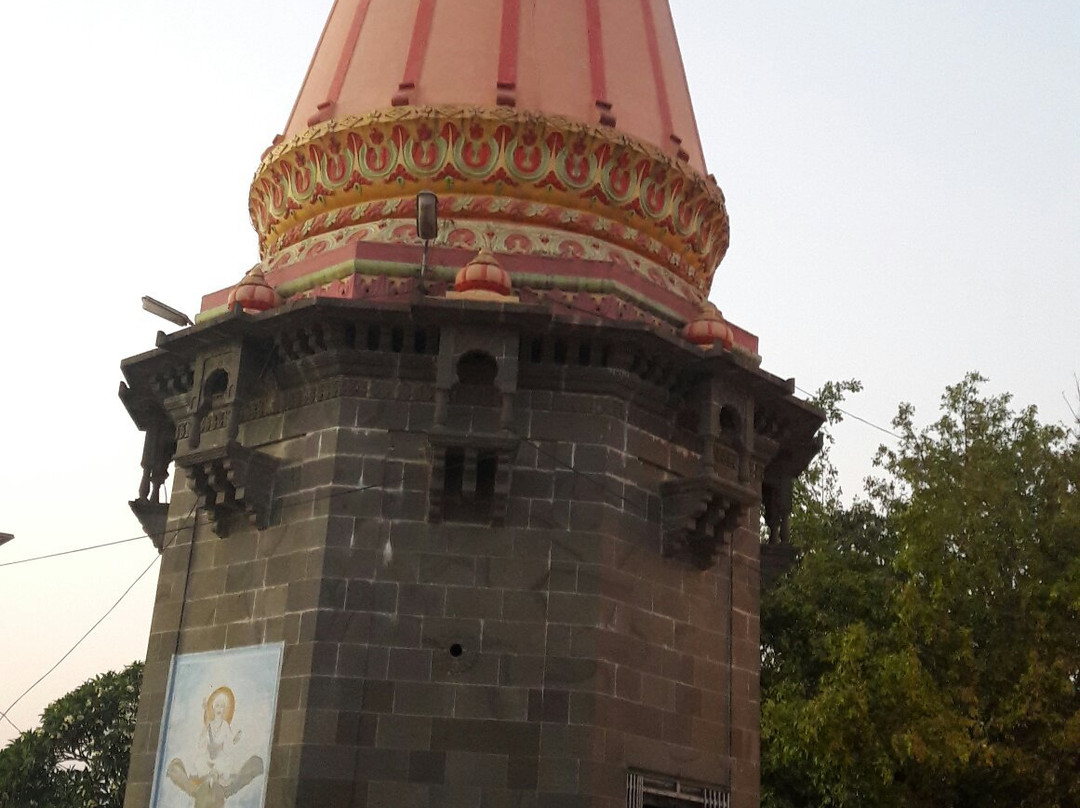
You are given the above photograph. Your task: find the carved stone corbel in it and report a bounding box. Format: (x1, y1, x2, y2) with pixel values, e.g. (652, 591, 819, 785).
(177, 442, 279, 538)
(660, 475, 756, 569)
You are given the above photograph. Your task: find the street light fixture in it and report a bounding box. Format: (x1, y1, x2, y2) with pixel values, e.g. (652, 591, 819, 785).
(142, 296, 193, 327)
(416, 190, 439, 281)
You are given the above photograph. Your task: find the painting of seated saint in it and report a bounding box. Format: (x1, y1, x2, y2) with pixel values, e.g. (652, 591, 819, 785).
(151, 644, 283, 808)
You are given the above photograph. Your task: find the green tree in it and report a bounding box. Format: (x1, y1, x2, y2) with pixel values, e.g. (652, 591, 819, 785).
(763, 375, 1080, 808)
(0, 662, 142, 808)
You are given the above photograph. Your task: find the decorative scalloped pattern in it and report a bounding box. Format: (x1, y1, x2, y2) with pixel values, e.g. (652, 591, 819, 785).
(250, 106, 730, 296)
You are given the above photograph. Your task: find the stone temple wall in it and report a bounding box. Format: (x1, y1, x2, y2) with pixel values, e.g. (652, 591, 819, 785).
(121, 301, 814, 808)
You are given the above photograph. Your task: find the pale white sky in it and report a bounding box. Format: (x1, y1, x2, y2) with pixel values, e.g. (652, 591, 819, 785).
(1, 1, 1077, 747)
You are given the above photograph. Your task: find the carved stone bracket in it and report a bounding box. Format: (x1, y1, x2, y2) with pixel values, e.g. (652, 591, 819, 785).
(428, 431, 519, 526)
(759, 430, 823, 585)
(119, 381, 179, 549)
(129, 500, 170, 552)
(760, 542, 797, 589)
(660, 475, 756, 569)
(177, 442, 279, 538)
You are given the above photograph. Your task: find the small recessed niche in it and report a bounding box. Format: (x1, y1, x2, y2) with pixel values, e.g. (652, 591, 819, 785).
(203, 368, 230, 405)
(719, 406, 740, 442)
(456, 351, 498, 386)
(441, 447, 498, 523)
(451, 351, 501, 409)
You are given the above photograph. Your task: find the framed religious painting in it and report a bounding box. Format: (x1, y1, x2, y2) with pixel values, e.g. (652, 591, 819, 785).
(149, 643, 284, 808)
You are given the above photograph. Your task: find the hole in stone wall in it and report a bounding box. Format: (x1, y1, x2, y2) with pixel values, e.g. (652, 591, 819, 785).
(391, 326, 404, 352)
(578, 341, 592, 365)
(366, 324, 380, 351)
(449, 643, 463, 658)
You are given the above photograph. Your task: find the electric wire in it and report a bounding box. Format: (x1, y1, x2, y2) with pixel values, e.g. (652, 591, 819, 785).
(0, 389, 900, 571)
(794, 384, 901, 440)
(0, 710, 18, 735)
(0, 342, 281, 573)
(0, 497, 200, 737)
(0, 536, 145, 569)
(0, 369, 1012, 745)
(0, 375, 896, 730)
(0, 478, 394, 736)
(0, 551, 162, 737)
(506, 424, 650, 520)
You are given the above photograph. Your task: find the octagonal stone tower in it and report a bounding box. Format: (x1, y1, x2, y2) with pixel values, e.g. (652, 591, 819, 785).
(120, 2, 822, 807)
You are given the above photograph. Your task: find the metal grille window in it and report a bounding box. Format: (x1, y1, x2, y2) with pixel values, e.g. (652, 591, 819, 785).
(627, 772, 729, 808)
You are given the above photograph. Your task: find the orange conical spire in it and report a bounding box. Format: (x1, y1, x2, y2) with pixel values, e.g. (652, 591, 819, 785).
(283, 0, 708, 172)
(246, 0, 731, 318)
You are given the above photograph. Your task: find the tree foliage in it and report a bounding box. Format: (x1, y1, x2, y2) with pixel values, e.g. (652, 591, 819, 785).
(763, 374, 1080, 808)
(0, 662, 142, 808)
(2, 376, 1077, 807)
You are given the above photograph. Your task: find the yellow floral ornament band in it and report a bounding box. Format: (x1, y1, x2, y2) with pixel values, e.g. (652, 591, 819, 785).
(250, 105, 730, 294)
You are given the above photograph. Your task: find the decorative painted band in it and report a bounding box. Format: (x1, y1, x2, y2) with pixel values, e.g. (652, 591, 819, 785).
(264, 206, 707, 306)
(250, 105, 729, 294)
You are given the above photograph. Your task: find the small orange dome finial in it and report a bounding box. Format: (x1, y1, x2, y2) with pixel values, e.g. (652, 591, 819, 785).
(454, 250, 514, 296)
(683, 303, 734, 350)
(227, 264, 283, 314)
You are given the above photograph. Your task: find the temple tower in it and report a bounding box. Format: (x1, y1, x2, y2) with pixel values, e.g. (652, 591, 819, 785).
(120, 2, 821, 807)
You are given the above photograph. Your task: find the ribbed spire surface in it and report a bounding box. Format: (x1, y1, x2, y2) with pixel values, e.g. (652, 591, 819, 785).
(283, 0, 709, 172)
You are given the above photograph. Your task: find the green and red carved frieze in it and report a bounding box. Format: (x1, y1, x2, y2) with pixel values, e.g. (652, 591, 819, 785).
(250, 106, 730, 295)
(264, 206, 707, 306)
